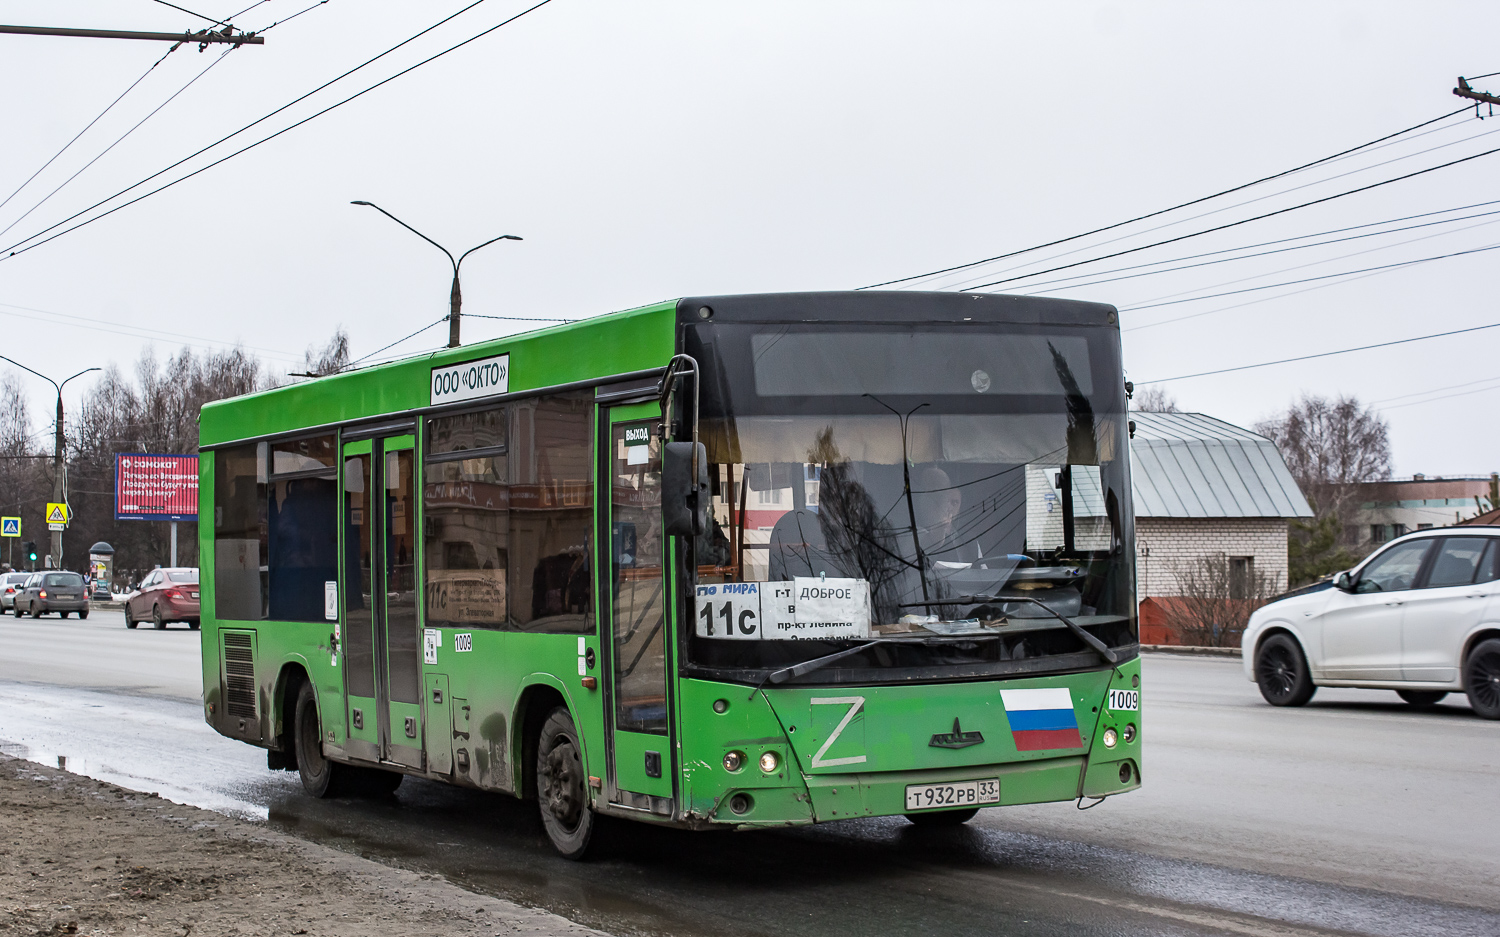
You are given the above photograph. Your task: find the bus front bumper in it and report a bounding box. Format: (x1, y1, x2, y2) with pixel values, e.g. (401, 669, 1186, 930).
(704, 752, 1140, 827)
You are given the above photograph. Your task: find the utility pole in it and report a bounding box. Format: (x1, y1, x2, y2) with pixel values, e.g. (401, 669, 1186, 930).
(0, 358, 99, 569)
(351, 201, 522, 348)
(0, 24, 262, 47)
(1454, 76, 1500, 109)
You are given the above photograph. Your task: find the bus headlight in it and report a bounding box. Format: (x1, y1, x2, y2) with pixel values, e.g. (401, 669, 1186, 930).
(1102, 727, 1118, 748)
(1122, 723, 1136, 743)
(759, 751, 779, 773)
(723, 751, 745, 772)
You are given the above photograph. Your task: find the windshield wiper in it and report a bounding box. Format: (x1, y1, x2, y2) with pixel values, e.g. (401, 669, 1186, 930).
(898, 593, 1119, 666)
(751, 639, 892, 697)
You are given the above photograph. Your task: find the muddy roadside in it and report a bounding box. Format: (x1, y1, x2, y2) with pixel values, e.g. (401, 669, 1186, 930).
(0, 754, 609, 937)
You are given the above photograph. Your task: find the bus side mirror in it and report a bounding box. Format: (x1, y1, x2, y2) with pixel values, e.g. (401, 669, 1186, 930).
(662, 442, 708, 537)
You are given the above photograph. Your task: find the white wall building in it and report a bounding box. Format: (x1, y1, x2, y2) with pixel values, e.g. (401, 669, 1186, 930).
(1129, 412, 1312, 601)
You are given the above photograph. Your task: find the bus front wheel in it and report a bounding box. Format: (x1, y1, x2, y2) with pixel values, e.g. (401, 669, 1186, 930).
(536, 706, 594, 859)
(294, 680, 347, 798)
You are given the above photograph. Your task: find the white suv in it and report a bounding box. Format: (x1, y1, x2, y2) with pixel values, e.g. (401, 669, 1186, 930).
(1242, 527, 1500, 719)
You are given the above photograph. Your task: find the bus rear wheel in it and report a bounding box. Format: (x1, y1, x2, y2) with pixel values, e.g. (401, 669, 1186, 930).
(906, 807, 979, 827)
(294, 680, 348, 798)
(536, 706, 593, 859)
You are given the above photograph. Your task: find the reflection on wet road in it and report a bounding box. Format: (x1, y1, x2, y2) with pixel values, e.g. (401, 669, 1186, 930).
(3, 676, 1499, 937)
(3, 614, 1500, 937)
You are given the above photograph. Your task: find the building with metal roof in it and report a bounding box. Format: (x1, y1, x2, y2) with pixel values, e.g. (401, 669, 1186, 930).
(1129, 411, 1311, 612)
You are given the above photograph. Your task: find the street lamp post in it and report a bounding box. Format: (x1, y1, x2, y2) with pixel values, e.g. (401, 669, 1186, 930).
(0, 357, 99, 568)
(351, 201, 522, 348)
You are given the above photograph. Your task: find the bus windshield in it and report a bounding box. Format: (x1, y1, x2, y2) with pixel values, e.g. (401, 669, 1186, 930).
(684, 321, 1136, 685)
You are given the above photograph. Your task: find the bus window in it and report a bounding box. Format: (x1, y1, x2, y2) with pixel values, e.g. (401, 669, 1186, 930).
(214, 434, 338, 622)
(422, 392, 592, 633)
(424, 412, 509, 628)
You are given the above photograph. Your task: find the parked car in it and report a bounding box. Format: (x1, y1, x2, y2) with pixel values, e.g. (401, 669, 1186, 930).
(89, 579, 111, 602)
(0, 571, 31, 609)
(1243, 527, 1500, 719)
(13, 571, 90, 619)
(124, 567, 200, 630)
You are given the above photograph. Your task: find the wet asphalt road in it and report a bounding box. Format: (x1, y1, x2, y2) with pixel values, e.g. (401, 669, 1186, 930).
(2, 610, 1499, 937)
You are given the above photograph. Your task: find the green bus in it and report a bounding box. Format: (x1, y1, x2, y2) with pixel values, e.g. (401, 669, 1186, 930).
(199, 291, 1142, 857)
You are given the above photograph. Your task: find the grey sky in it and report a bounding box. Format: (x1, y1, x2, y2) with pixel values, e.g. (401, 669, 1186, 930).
(0, 1, 1495, 477)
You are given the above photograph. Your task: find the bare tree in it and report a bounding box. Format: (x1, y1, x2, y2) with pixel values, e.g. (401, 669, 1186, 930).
(1132, 386, 1179, 412)
(1254, 394, 1390, 551)
(1159, 553, 1281, 647)
(301, 327, 350, 377)
(0, 372, 47, 568)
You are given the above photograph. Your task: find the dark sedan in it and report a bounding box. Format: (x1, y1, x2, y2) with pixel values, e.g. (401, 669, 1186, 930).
(125, 567, 200, 629)
(13, 571, 90, 618)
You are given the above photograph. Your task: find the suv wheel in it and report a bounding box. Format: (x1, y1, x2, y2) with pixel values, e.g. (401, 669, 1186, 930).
(1463, 638, 1500, 720)
(1396, 690, 1447, 708)
(1255, 633, 1317, 707)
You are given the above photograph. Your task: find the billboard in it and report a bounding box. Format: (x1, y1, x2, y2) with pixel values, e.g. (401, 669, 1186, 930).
(115, 453, 199, 521)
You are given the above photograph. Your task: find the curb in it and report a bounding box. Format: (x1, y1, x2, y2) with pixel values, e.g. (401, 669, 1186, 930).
(1141, 644, 1242, 658)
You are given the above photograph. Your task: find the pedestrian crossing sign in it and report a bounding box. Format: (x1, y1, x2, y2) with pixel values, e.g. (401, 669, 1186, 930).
(0, 517, 17, 537)
(45, 503, 68, 525)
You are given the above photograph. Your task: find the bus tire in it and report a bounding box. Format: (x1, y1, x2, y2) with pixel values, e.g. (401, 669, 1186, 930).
(1254, 633, 1316, 707)
(536, 706, 593, 859)
(294, 680, 347, 798)
(906, 807, 979, 827)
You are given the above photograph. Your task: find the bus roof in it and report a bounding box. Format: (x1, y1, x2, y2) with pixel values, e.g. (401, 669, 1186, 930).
(198, 291, 1117, 448)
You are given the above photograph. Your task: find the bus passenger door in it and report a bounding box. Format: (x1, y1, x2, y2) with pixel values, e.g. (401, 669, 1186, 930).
(341, 433, 424, 769)
(602, 408, 676, 813)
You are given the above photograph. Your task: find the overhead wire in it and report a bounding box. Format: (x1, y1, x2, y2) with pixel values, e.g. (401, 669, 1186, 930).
(146, 0, 232, 27)
(856, 105, 1474, 291)
(0, 44, 181, 217)
(347, 316, 449, 367)
(1019, 200, 1500, 296)
(940, 114, 1500, 293)
(1119, 241, 1500, 313)
(0, 0, 514, 260)
(957, 144, 1500, 294)
(0, 46, 240, 242)
(0, 300, 302, 362)
(1377, 381, 1500, 412)
(1137, 321, 1500, 384)
(1111, 211, 1500, 310)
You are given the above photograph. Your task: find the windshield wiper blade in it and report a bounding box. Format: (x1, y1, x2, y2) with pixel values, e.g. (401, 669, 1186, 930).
(898, 594, 1119, 666)
(751, 639, 891, 697)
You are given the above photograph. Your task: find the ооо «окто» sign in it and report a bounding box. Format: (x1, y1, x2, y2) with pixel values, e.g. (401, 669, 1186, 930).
(431, 353, 509, 406)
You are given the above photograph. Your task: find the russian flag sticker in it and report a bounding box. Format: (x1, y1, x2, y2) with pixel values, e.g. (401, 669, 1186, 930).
(1000, 687, 1083, 751)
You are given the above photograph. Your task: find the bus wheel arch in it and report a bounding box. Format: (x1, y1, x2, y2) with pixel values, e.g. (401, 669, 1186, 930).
(271, 663, 310, 771)
(515, 683, 568, 801)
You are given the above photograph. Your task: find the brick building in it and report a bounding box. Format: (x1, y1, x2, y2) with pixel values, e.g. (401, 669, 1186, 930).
(1129, 412, 1312, 603)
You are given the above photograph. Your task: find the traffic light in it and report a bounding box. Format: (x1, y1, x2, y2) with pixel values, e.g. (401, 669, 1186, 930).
(23, 541, 36, 565)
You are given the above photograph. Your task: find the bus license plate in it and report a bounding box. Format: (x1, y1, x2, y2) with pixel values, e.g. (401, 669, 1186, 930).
(904, 778, 999, 811)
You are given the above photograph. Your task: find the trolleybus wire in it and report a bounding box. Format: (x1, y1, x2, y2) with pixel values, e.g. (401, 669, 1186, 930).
(1376, 380, 1500, 412)
(1119, 240, 1500, 313)
(857, 105, 1474, 291)
(148, 0, 233, 28)
(1137, 320, 1500, 384)
(0, 45, 240, 242)
(957, 144, 1500, 294)
(0, 43, 181, 217)
(1017, 201, 1500, 296)
(940, 117, 1500, 293)
(0, 0, 529, 260)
